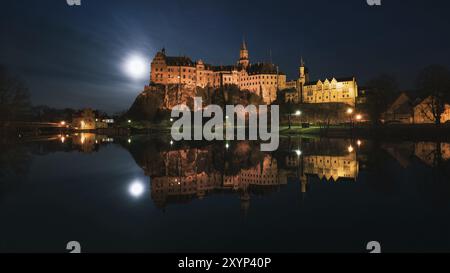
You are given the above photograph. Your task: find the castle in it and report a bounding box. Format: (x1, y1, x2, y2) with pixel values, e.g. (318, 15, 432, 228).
(150, 40, 286, 104)
(149, 41, 358, 106)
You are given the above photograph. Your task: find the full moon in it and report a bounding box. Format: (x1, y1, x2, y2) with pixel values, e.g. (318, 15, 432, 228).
(129, 181, 145, 198)
(124, 55, 147, 80)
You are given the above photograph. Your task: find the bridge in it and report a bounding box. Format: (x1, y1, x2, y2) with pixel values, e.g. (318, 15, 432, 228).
(4, 121, 68, 129)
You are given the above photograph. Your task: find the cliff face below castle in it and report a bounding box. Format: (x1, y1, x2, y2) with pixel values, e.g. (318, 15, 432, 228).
(127, 84, 264, 121)
(127, 84, 195, 121)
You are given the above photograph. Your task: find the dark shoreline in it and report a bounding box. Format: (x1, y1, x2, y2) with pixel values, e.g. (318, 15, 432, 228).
(3, 124, 450, 143)
(281, 124, 450, 142)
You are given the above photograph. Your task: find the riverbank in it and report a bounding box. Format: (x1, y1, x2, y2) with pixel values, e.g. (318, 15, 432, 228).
(5, 123, 450, 143)
(97, 123, 450, 141)
(280, 124, 450, 142)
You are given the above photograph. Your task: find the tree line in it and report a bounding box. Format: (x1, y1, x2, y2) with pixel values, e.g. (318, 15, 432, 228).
(363, 64, 450, 126)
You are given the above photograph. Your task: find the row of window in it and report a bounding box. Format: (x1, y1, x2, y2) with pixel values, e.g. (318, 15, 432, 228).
(241, 82, 277, 86)
(153, 67, 279, 81)
(304, 94, 353, 100)
(305, 87, 351, 91)
(312, 81, 352, 86)
(153, 73, 280, 87)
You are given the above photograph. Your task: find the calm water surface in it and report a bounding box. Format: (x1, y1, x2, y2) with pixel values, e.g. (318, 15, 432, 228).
(1, 134, 450, 253)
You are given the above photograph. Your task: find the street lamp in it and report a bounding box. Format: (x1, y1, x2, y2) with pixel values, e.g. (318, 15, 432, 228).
(356, 114, 362, 121)
(348, 145, 354, 153)
(288, 110, 302, 130)
(347, 108, 354, 115)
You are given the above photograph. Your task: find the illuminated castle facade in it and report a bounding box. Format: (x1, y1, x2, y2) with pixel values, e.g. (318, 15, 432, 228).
(285, 59, 359, 106)
(150, 41, 287, 104)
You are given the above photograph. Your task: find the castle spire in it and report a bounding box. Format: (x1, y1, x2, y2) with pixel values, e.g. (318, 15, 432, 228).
(239, 37, 249, 69)
(241, 36, 247, 50)
(301, 56, 305, 67)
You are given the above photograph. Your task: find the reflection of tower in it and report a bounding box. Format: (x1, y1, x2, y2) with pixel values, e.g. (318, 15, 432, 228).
(239, 39, 249, 69)
(300, 174, 308, 194)
(240, 190, 250, 216)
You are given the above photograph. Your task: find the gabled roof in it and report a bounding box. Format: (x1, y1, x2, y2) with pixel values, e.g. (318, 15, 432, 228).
(386, 92, 412, 113)
(304, 76, 355, 86)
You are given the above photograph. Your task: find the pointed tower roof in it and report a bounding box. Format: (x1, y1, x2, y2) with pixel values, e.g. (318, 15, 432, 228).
(300, 56, 305, 67)
(241, 38, 247, 51)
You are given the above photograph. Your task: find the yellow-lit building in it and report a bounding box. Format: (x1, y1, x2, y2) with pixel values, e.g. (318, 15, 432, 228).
(284, 58, 358, 106)
(413, 96, 450, 124)
(149, 41, 286, 104)
(302, 77, 358, 106)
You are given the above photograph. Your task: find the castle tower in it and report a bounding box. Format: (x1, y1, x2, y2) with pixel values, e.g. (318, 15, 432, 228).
(297, 57, 309, 103)
(239, 39, 249, 69)
(299, 57, 308, 85)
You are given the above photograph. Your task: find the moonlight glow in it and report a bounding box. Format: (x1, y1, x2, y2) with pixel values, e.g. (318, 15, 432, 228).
(129, 181, 145, 198)
(123, 54, 147, 80)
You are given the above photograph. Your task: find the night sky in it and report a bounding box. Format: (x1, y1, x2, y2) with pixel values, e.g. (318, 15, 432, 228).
(1, 0, 450, 113)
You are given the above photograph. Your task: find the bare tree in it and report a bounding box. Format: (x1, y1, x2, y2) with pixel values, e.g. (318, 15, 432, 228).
(365, 74, 399, 126)
(0, 66, 31, 126)
(416, 65, 450, 125)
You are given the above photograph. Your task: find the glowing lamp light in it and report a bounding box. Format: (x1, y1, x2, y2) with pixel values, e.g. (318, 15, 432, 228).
(356, 114, 363, 121)
(225, 143, 230, 149)
(295, 150, 302, 156)
(128, 138, 132, 144)
(295, 110, 302, 116)
(348, 145, 354, 153)
(129, 181, 145, 198)
(347, 108, 354, 115)
(357, 140, 362, 147)
(60, 121, 66, 126)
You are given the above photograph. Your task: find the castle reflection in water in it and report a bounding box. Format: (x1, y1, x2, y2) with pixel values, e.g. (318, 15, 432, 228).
(46, 133, 450, 210)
